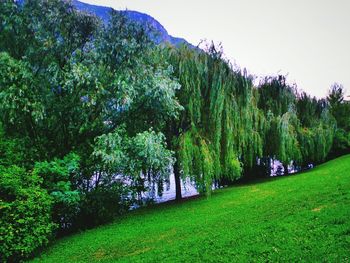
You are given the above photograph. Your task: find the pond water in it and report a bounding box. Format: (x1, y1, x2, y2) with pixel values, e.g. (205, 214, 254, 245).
(141, 159, 314, 205)
(141, 175, 199, 203)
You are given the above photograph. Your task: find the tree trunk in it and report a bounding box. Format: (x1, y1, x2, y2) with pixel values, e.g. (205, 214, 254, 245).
(284, 164, 289, 175)
(174, 158, 182, 201)
(166, 120, 182, 201)
(266, 157, 272, 176)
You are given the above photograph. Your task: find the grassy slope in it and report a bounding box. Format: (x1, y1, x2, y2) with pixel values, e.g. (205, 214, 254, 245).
(33, 155, 350, 262)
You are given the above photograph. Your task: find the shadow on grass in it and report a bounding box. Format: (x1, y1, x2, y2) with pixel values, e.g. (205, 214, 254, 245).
(51, 154, 350, 245)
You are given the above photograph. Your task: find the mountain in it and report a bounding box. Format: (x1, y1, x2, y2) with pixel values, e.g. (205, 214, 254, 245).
(72, 0, 191, 47)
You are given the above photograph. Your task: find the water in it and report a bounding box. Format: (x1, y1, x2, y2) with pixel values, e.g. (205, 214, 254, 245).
(269, 159, 313, 176)
(133, 159, 314, 207)
(143, 174, 198, 203)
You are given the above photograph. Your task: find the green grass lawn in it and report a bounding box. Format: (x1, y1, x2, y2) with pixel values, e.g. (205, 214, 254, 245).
(32, 155, 350, 262)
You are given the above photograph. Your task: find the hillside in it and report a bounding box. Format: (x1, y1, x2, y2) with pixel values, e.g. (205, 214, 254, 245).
(32, 155, 350, 262)
(72, 0, 191, 46)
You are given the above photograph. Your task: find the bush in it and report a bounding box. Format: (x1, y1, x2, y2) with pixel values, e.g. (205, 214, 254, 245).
(33, 153, 81, 234)
(0, 165, 54, 262)
(77, 182, 132, 228)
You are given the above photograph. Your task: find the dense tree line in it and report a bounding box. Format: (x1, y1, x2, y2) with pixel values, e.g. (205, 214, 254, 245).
(0, 1, 349, 261)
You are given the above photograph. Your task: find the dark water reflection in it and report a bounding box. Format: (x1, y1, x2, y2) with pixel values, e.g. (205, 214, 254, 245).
(139, 175, 198, 204)
(137, 159, 314, 206)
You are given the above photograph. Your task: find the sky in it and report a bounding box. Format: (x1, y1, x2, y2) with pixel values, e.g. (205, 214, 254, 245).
(80, 0, 350, 99)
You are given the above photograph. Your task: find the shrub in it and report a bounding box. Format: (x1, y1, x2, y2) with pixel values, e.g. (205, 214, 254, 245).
(0, 165, 54, 262)
(77, 182, 132, 228)
(33, 153, 81, 234)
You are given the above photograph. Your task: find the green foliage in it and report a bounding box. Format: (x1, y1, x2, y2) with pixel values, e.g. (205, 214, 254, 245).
(332, 129, 350, 154)
(258, 75, 296, 116)
(0, 165, 54, 262)
(33, 154, 81, 231)
(179, 131, 216, 195)
(295, 93, 335, 165)
(86, 129, 174, 224)
(258, 77, 298, 166)
(93, 12, 182, 132)
(258, 76, 335, 169)
(92, 127, 128, 177)
(1, 2, 183, 245)
(327, 83, 350, 156)
(129, 130, 175, 180)
(0, 123, 29, 167)
(276, 111, 301, 165)
(18, 0, 98, 69)
(1, 0, 349, 260)
(296, 92, 320, 127)
(93, 128, 174, 196)
(96, 10, 149, 71)
(33, 153, 80, 190)
(327, 84, 348, 131)
(77, 182, 131, 228)
(0, 52, 44, 129)
(167, 44, 265, 194)
(0, 1, 30, 59)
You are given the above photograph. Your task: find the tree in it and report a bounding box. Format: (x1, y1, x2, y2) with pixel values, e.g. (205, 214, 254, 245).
(0, 52, 44, 141)
(165, 43, 267, 197)
(296, 94, 335, 166)
(1, 0, 182, 248)
(257, 76, 299, 175)
(92, 128, 174, 201)
(258, 76, 334, 174)
(328, 83, 349, 130)
(327, 83, 350, 156)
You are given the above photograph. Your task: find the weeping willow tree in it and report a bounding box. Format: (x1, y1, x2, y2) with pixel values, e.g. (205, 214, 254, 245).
(258, 76, 335, 174)
(258, 76, 299, 174)
(165, 44, 265, 198)
(298, 123, 334, 166)
(259, 110, 301, 175)
(296, 93, 335, 166)
(276, 110, 302, 172)
(258, 76, 296, 116)
(164, 46, 336, 195)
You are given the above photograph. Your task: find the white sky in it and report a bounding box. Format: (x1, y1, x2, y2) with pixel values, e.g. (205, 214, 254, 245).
(80, 0, 350, 99)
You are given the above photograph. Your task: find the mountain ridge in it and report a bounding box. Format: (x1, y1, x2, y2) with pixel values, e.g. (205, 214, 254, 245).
(72, 0, 191, 47)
